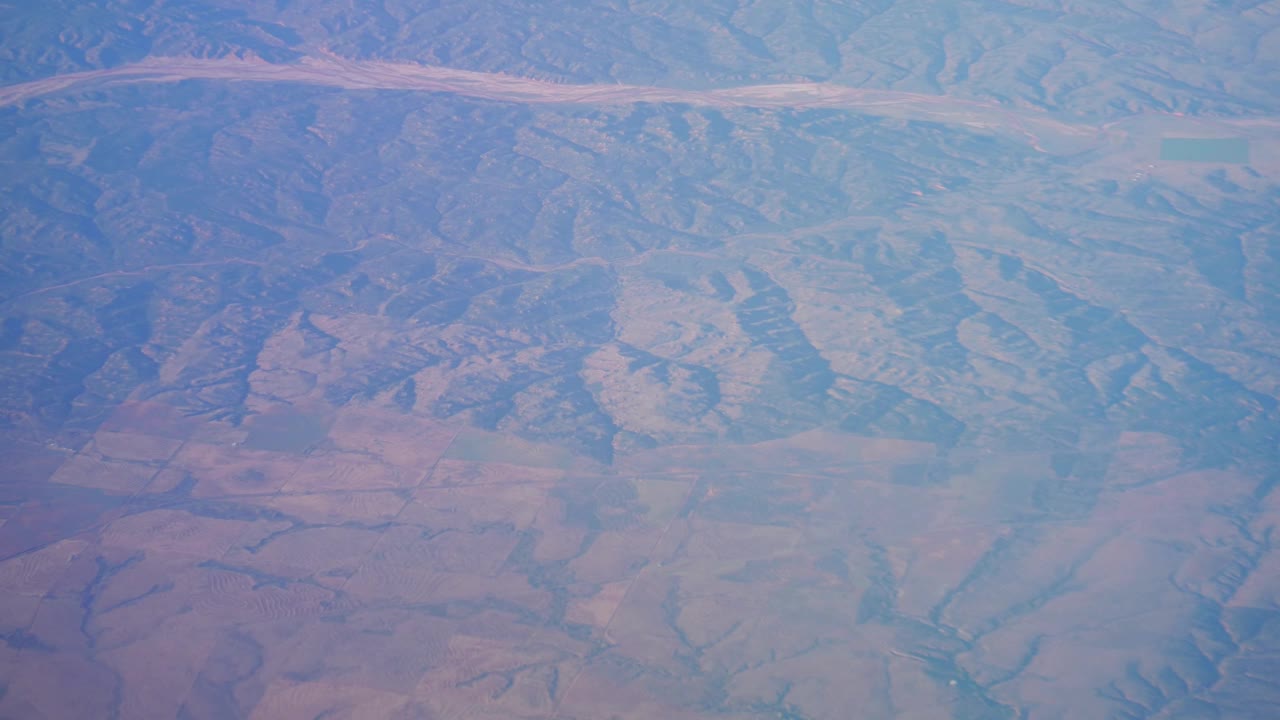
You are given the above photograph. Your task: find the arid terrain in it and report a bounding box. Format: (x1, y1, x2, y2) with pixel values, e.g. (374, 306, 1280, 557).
(7, 398, 1275, 720)
(2, 2, 1278, 719)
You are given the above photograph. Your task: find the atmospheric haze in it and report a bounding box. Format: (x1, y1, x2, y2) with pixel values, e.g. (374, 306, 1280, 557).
(1, 3, 1278, 720)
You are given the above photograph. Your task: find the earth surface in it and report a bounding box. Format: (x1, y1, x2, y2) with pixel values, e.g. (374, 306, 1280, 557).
(1, 2, 1279, 719)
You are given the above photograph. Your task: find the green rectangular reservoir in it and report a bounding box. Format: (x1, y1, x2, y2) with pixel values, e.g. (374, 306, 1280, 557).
(1160, 138, 1249, 163)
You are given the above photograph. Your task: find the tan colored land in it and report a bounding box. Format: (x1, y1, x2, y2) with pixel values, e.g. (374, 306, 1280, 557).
(2, 391, 1273, 719)
(2, 50, 1278, 720)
